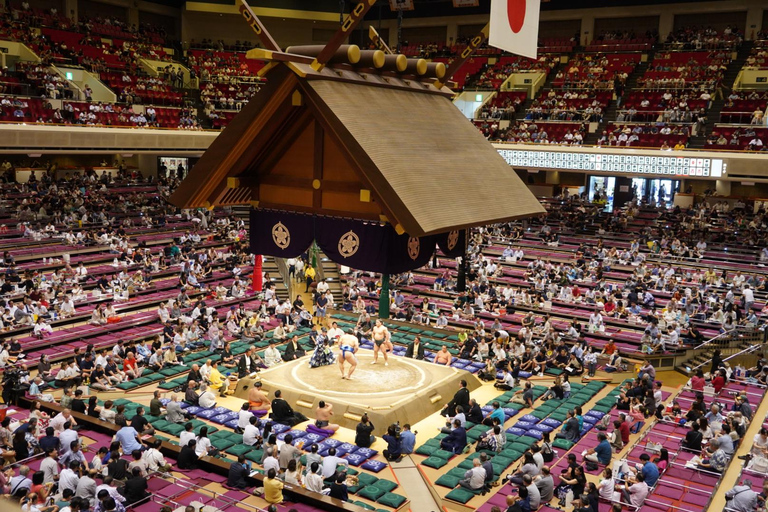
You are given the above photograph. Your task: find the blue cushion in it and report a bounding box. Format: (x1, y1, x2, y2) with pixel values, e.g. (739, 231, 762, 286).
(355, 447, 378, 459)
(518, 371, 533, 379)
(270, 423, 290, 434)
(514, 421, 537, 430)
(542, 418, 563, 428)
(183, 406, 202, 415)
(224, 419, 239, 429)
(346, 453, 367, 466)
(506, 427, 526, 436)
(503, 408, 519, 417)
(339, 443, 358, 454)
(324, 438, 342, 448)
(523, 430, 543, 440)
(361, 460, 387, 473)
(521, 414, 539, 423)
(302, 433, 326, 445)
(196, 409, 219, 419)
(531, 424, 554, 433)
(212, 406, 231, 415)
(211, 413, 236, 424)
(585, 410, 605, 419)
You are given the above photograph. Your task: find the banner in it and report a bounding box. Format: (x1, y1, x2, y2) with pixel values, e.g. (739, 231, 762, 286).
(489, 0, 540, 60)
(436, 229, 467, 258)
(249, 210, 314, 258)
(249, 209, 443, 274)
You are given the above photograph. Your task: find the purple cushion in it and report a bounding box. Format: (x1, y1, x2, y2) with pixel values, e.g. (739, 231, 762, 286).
(270, 423, 290, 434)
(306, 424, 335, 437)
(196, 409, 219, 419)
(339, 443, 358, 454)
(211, 413, 237, 424)
(323, 438, 342, 448)
(183, 406, 202, 415)
(224, 419, 239, 429)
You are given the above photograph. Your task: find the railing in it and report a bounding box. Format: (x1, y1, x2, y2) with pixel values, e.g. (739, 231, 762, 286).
(689, 327, 766, 373)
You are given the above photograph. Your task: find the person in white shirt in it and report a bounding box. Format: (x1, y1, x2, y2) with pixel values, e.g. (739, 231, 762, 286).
(304, 462, 325, 493)
(321, 448, 348, 478)
(237, 403, 254, 431)
(326, 322, 344, 342)
(263, 447, 280, 474)
(243, 416, 261, 446)
(179, 424, 196, 450)
(199, 384, 217, 409)
(142, 440, 171, 473)
(264, 341, 282, 367)
(59, 461, 81, 492)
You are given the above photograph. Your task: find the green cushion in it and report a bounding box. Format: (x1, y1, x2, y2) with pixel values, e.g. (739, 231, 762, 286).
(211, 439, 234, 451)
(414, 444, 437, 457)
(116, 381, 138, 390)
(423, 437, 442, 447)
(226, 444, 253, 456)
(151, 419, 170, 430)
(113, 399, 132, 406)
(491, 455, 513, 469)
(422, 456, 449, 469)
(163, 423, 185, 436)
(131, 376, 154, 386)
(553, 438, 574, 450)
(245, 450, 263, 463)
(514, 436, 536, 447)
(352, 501, 375, 511)
(358, 486, 386, 501)
(374, 480, 398, 493)
(377, 492, 407, 508)
(160, 368, 181, 376)
(226, 433, 244, 444)
(500, 449, 523, 461)
(357, 473, 379, 486)
(508, 442, 532, 454)
(431, 449, 455, 461)
(445, 488, 476, 504)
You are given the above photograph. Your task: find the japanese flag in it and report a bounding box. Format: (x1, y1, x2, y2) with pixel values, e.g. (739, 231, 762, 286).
(489, 0, 540, 60)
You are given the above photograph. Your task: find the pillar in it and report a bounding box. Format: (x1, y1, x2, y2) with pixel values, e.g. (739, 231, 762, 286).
(580, 15, 594, 46)
(252, 255, 263, 292)
(715, 180, 731, 196)
(378, 273, 390, 319)
(746, 6, 763, 40)
(64, 0, 77, 21)
(128, 6, 139, 28)
(658, 11, 674, 41)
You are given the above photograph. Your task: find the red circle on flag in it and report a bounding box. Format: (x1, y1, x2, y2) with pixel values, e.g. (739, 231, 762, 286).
(507, 0, 526, 33)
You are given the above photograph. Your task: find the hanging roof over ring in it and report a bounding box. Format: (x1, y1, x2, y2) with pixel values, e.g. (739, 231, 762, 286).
(169, 0, 545, 237)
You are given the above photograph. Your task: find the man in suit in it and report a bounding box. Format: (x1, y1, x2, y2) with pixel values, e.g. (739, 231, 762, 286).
(227, 454, 251, 489)
(270, 390, 309, 426)
(186, 364, 203, 385)
(440, 419, 467, 454)
(405, 336, 425, 360)
(441, 379, 470, 417)
(237, 347, 261, 377)
(282, 335, 306, 361)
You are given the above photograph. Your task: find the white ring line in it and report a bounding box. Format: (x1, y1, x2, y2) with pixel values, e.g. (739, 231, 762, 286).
(289, 349, 428, 396)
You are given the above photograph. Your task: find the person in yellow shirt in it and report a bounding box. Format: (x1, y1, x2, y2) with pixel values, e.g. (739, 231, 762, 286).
(207, 360, 228, 396)
(305, 265, 316, 293)
(673, 142, 686, 150)
(264, 468, 284, 504)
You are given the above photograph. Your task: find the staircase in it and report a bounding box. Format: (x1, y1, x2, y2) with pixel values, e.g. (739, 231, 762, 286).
(688, 41, 753, 147)
(315, 251, 343, 306)
(584, 53, 653, 145)
(674, 326, 764, 375)
(513, 61, 563, 122)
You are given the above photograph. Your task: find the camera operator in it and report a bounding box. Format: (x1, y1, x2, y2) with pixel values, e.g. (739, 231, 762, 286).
(400, 423, 417, 455)
(382, 423, 403, 462)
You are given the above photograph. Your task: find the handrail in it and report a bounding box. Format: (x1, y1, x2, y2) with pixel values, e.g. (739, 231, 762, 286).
(690, 337, 765, 373)
(693, 326, 745, 351)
